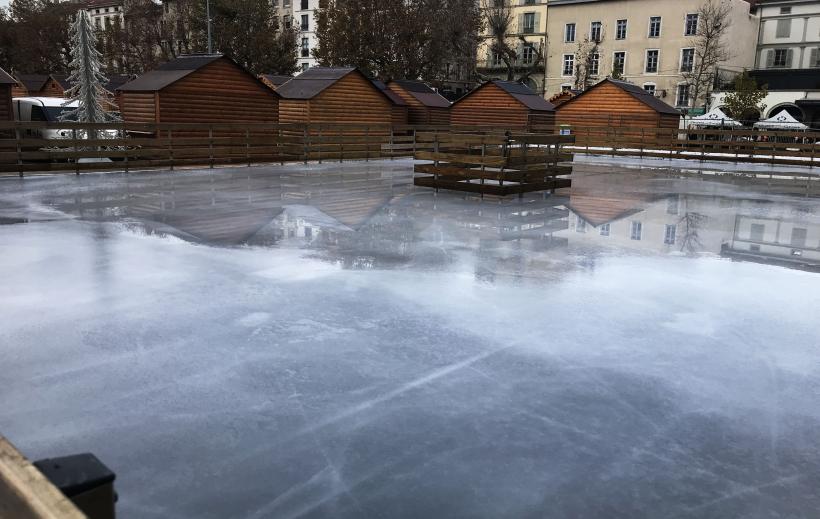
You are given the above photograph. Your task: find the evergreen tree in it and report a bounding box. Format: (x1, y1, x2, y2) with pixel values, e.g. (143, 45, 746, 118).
(61, 9, 120, 130)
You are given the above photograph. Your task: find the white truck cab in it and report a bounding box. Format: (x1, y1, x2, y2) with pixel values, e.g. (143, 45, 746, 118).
(13, 97, 79, 139)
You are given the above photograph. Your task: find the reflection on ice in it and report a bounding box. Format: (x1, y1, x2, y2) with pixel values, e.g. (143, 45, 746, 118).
(0, 158, 819, 519)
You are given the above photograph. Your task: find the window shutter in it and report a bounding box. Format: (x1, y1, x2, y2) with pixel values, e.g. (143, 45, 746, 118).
(811, 47, 819, 67)
(775, 19, 791, 38)
(518, 14, 524, 33)
(785, 48, 794, 67)
(765, 49, 774, 68)
(533, 12, 541, 32)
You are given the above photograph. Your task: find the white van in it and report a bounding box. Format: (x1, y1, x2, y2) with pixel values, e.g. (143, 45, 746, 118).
(13, 97, 79, 140)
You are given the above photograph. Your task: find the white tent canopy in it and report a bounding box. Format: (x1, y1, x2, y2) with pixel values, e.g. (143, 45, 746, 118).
(753, 109, 808, 130)
(689, 107, 742, 127)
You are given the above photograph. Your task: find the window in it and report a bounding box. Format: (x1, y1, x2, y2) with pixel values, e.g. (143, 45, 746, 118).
(522, 44, 535, 64)
(563, 54, 575, 76)
(301, 0, 308, 9)
(523, 13, 535, 34)
(283, 0, 290, 6)
(492, 51, 502, 66)
(676, 84, 690, 107)
(685, 13, 698, 36)
(283, 15, 291, 29)
(780, 6, 791, 14)
(561, 83, 572, 92)
(30, 106, 47, 121)
(770, 48, 790, 67)
(645, 49, 659, 73)
(599, 223, 610, 236)
(565, 23, 576, 42)
(750, 223, 765, 241)
(613, 51, 625, 75)
(811, 47, 820, 68)
(589, 52, 600, 76)
(576, 216, 586, 233)
(631, 221, 642, 241)
(300, 14, 308, 30)
(301, 37, 309, 57)
(590, 21, 602, 42)
(616, 19, 627, 40)
(776, 19, 791, 38)
(664, 224, 677, 245)
(649, 16, 661, 37)
(666, 196, 678, 215)
(791, 227, 807, 247)
(680, 48, 695, 72)
(643, 83, 656, 95)
(301, 62, 309, 72)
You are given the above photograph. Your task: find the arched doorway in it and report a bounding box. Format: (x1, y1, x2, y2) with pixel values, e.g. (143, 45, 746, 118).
(766, 103, 804, 121)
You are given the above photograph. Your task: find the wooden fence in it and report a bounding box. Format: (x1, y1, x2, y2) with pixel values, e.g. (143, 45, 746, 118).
(0, 121, 818, 176)
(557, 125, 820, 166)
(413, 132, 574, 196)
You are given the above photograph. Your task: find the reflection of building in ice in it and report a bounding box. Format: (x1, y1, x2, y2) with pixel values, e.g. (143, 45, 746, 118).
(246, 205, 353, 247)
(558, 172, 820, 270)
(564, 193, 737, 255)
(723, 212, 820, 270)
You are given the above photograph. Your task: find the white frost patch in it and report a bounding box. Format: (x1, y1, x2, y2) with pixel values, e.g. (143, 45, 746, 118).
(236, 312, 272, 327)
(253, 255, 342, 282)
(662, 312, 716, 337)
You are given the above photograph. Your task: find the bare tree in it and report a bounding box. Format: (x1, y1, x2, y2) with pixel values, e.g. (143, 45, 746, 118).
(573, 37, 600, 90)
(681, 0, 732, 112)
(482, 0, 544, 84)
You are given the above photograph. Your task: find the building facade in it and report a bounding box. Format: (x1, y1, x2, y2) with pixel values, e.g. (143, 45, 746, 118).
(712, 0, 820, 127)
(273, 0, 320, 71)
(476, 0, 549, 94)
(544, 0, 759, 111)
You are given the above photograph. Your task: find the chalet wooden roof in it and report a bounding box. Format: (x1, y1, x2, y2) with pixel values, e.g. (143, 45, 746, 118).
(559, 78, 681, 115)
(14, 74, 50, 92)
(0, 67, 16, 85)
(453, 80, 555, 112)
(260, 74, 292, 87)
(371, 80, 407, 106)
(51, 74, 71, 90)
(117, 54, 272, 93)
(388, 80, 451, 108)
(276, 67, 402, 105)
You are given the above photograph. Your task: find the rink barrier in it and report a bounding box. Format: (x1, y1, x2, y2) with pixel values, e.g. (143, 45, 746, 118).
(0, 121, 817, 176)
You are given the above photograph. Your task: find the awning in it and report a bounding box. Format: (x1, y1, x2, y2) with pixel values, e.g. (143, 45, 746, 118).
(753, 109, 808, 130)
(689, 107, 742, 127)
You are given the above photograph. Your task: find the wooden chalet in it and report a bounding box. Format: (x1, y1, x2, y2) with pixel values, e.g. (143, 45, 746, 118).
(117, 54, 279, 125)
(386, 80, 450, 126)
(450, 80, 555, 131)
(259, 74, 292, 91)
(11, 74, 65, 98)
(0, 68, 15, 121)
(276, 67, 407, 127)
(555, 78, 681, 130)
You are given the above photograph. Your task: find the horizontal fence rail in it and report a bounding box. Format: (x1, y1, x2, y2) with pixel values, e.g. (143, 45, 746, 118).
(0, 121, 817, 176)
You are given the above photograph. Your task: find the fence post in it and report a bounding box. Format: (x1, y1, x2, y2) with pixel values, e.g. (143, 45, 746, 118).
(246, 128, 251, 167)
(168, 128, 174, 171)
(208, 125, 214, 169)
(122, 123, 129, 174)
(73, 128, 79, 175)
(317, 125, 323, 164)
(15, 125, 23, 178)
(303, 126, 309, 165)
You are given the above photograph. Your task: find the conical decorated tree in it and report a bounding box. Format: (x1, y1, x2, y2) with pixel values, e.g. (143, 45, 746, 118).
(61, 9, 121, 137)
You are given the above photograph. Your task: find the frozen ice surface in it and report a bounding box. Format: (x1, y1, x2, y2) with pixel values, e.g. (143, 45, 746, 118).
(1, 159, 819, 518)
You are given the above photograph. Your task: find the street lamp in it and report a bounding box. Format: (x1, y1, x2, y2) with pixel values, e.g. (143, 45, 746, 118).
(206, 0, 212, 54)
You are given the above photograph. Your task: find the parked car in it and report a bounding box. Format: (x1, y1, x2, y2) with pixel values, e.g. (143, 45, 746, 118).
(12, 97, 80, 140)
